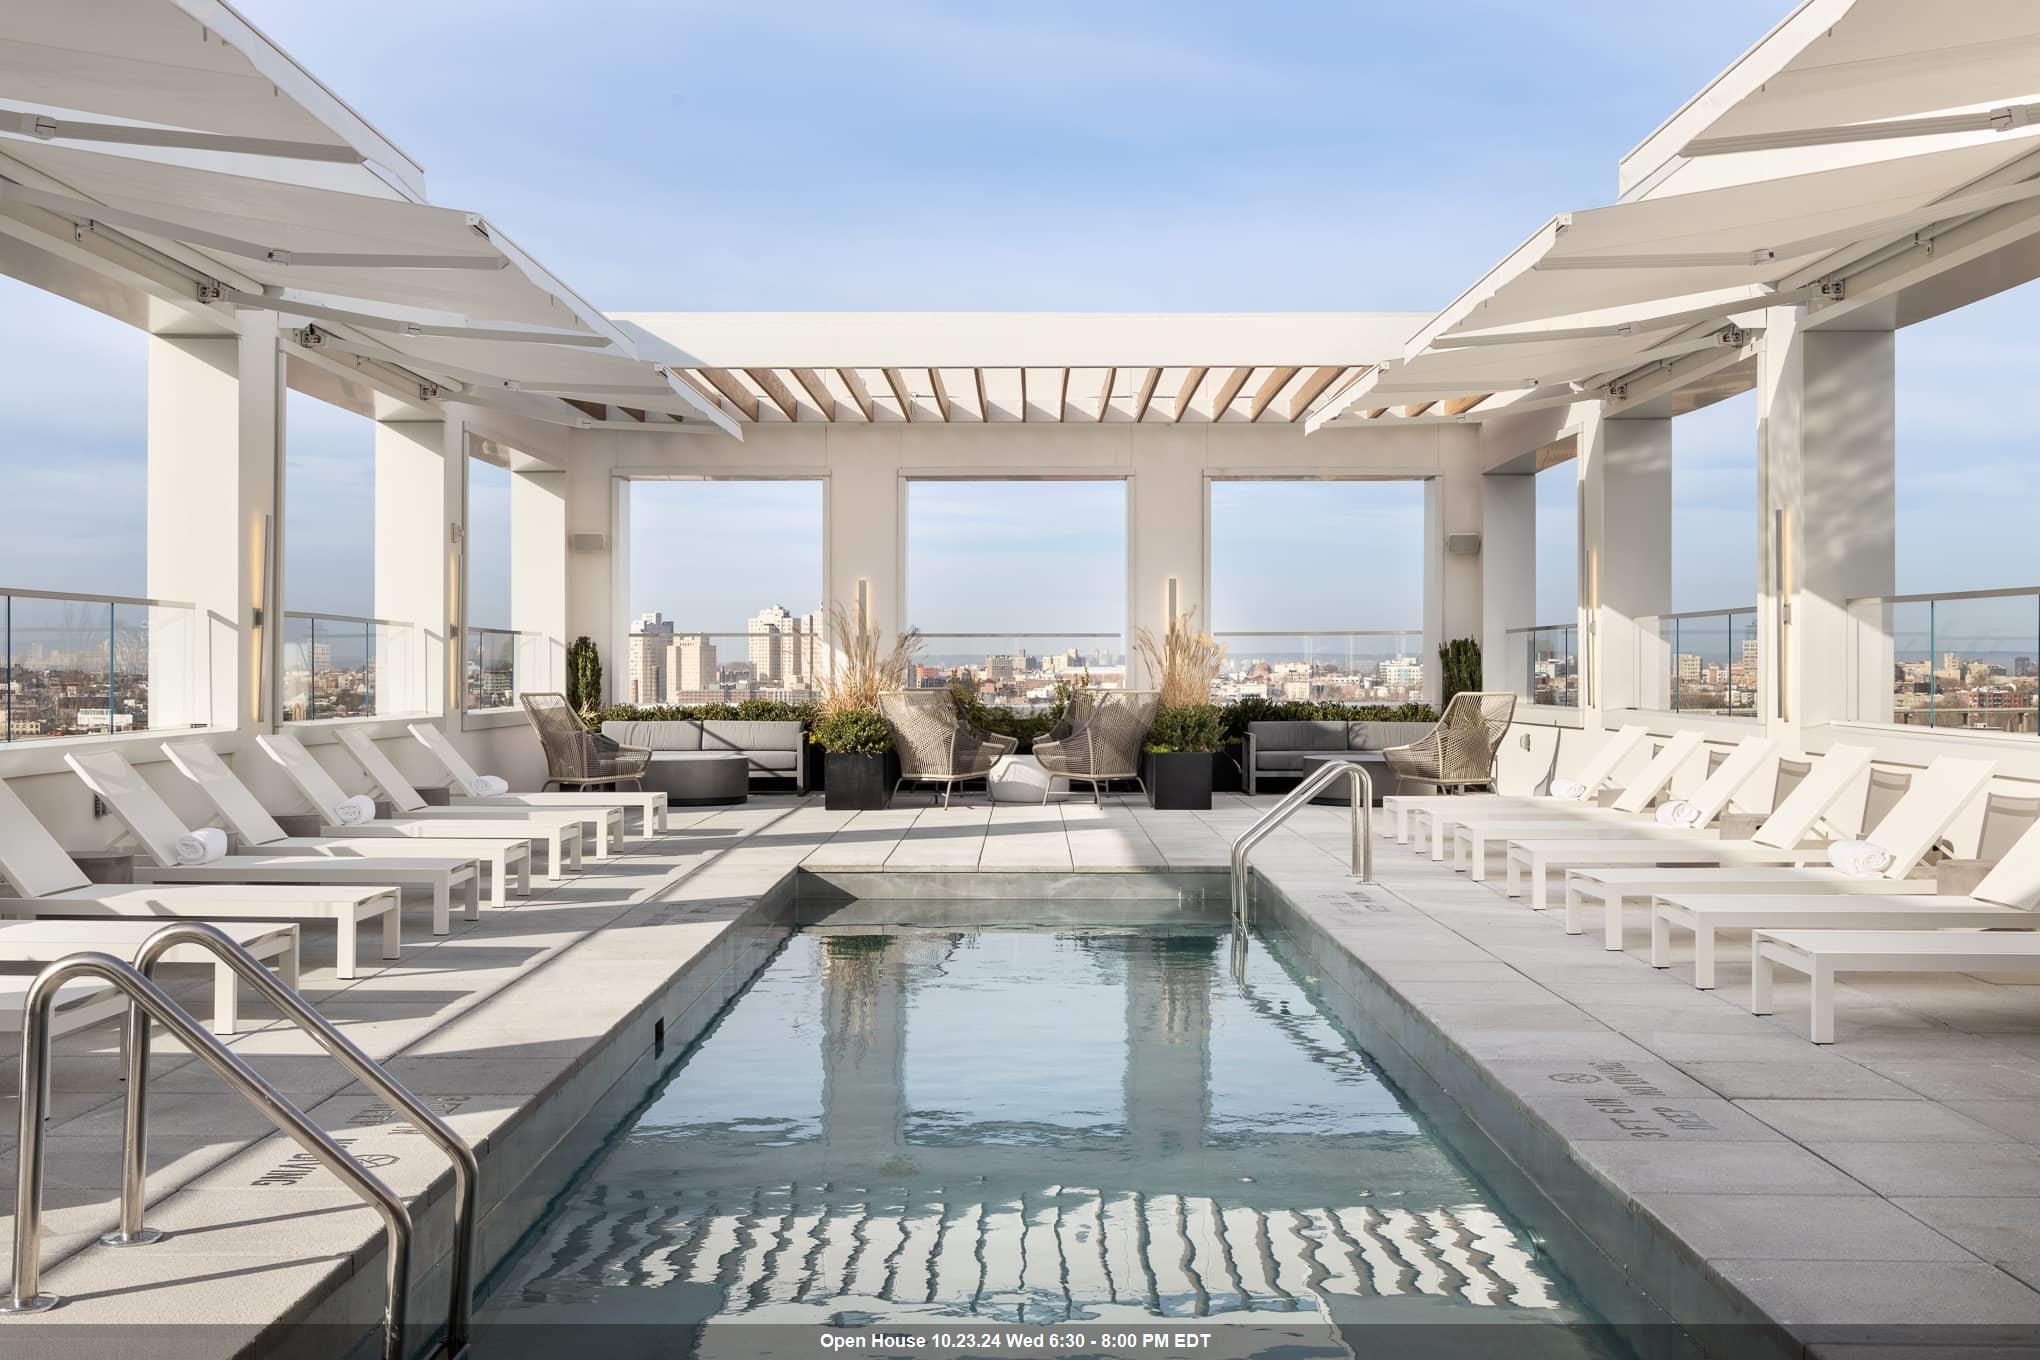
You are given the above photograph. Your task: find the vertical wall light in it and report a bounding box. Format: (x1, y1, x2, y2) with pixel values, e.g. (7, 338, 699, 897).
(1585, 548, 1600, 709)
(1164, 576, 1180, 626)
(1774, 505, 1792, 722)
(251, 512, 271, 727)
(855, 577, 871, 635)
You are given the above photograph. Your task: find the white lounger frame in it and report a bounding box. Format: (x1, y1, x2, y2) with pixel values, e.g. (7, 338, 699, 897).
(1753, 929, 2040, 1044)
(164, 742, 532, 908)
(1501, 745, 1879, 911)
(260, 733, 577, 883)
(66, 748, 482, 935)
(0, 919, 299, 1033)
(407, 722, 668, 836)
(0, 975, 127, 1038)
(0, 776, 399, 979)
(336, 728, 619, 859)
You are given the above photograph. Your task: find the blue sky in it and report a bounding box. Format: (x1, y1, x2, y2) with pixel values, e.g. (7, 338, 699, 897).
(2, 0, 2031, 631)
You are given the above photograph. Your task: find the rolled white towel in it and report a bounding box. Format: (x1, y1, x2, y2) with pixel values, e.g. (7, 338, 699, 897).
(1548, 777, 1589, 801)
(333, 794, 377, 826)
(1827, 839, 1894, 877)
(173, 826, 229, 865)
(473, 774, 510, 797)
(1655, 799, 1705, 829)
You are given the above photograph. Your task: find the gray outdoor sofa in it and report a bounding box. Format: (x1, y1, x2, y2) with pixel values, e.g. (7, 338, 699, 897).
(600, 719, 807, 794)
(1242, 720, 1440, 798)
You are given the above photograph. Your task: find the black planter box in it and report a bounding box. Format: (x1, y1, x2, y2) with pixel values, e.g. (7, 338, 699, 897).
(1143, 751, 1215, 810)
(1212, 740, 1245, 793)
(824, 752, 892, 810)
(804, 735, 828, 793)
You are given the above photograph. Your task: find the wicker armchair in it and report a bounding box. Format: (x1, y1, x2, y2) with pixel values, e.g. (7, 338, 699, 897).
(1381, 691, 1516, 794)
(520, 692, 651, 791)
(1033, 690, 1159, 804)
(878, 690, 1017, 807)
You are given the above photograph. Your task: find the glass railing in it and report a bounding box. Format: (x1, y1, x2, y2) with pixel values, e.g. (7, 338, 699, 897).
(1636, 607, 1759, 717)
(1503, 623, 1580, 708)
(1209, 629, 1425, 705)
(463, 625, 552, 712)
(621, 628, 833, 705)
(910, 633, 1126, 713)
(1847, 587, 2040, 735)
(1, 588, 211, 742)
(279, 612, 422, 722)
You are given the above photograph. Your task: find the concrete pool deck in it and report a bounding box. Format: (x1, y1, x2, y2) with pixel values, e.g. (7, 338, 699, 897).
(4, 790, 2040, 1356)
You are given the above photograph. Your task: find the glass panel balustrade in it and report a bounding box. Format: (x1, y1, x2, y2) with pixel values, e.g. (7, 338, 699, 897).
(279, 611, 422, 722)
(1209, 630, 1425, 705)
(1848, 588, 2040, 734)
(1, 588, 209, 742)
(1503, 623, 1580, 708)
(1635, 608, 1760, 717)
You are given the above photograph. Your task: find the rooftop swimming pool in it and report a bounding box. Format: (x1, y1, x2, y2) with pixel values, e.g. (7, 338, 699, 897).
(478, 905, 1645, 1357)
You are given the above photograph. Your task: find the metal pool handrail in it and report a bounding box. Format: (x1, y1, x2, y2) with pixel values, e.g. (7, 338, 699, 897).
(122, 922, 479, 1358)
(1231, 760, 1373, 925)
(2, 952, 415, 1360)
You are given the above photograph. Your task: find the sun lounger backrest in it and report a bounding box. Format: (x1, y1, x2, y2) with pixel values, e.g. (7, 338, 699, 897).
(1492, 727, 1559, 796)
(406, 723, 482, 797)
(334, 730, 430, 812)
(1973, 811, 2040, 909)
(257, 733, 356, 823)
(1751, 745, 1876, 849)
(1976, 793, 2040, 861)
(1567, 725, 1649, 794)
(0, 778, 93, 897)
(1610, 731, 1706, 814)
(1845, 766, 1913, 840)
(1682, 736, 1779, 824)
(1856, 757, 1996, 877)
(62, 749, 198, 868)
(162, 743, 289, 847)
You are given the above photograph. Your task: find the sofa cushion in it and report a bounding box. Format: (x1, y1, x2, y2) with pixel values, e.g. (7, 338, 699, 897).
(1258, 750, 1321, 773)
(602, 720, 702, 751)
(1248, 721, 1349, 755)
(700, 720, 801, 753)
(1348, 721, 1440, 752)
(745, 748, 800, 773)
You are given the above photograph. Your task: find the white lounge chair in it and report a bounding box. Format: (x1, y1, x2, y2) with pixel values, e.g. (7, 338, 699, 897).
(0, 975, 125, 1038)
(1500, 745, 1878, 911)
(259, 733, 579, 884)
(1446, 734, 1780, 878)
(336, 728, 621, 859)
(163, 741, 532, 909)
(1753, 929, 2040, 1044)
(1568, 755, 1997, 954)
(65, 748, 483, 936)
(0, 919, 299, 1034)
(407, 722, 667, 836)
(0, 777, 399, 979)
(1392, 725, 1650, 850)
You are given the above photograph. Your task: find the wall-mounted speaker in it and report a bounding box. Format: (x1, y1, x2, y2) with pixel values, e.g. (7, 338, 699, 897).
(569, 532, 608, 553)
(1445, 532, 1482, 556)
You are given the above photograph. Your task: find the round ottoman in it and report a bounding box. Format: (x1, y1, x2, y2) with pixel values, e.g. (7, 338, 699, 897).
(1297, 752, 1385, 805)
(645, 752, 750, 805)
(987, 754, 1070, 803)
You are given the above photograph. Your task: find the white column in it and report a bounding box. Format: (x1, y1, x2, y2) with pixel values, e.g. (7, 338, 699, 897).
(146, 317, 279, 734)
(374, 418, 454, 715)
(1423, 441, 1484, 706)
(1759, 306, 1895, 736)
(826, 433, 905, 636)
(1580, 410, 1672, 718)
(510, 469, 568, 695)
(1131, 429, 1204, 688)
(1480, 473, 1536, 697)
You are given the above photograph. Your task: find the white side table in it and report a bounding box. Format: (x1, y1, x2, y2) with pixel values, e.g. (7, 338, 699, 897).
(987, 754, 1070, 803)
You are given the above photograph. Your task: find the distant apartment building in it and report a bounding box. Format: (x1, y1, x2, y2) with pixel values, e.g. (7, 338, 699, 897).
(670, 633, 718, 695)
(628, 611, 674, 703)
(748, 605, 821, 689)
(1377, 655, 1423, 690)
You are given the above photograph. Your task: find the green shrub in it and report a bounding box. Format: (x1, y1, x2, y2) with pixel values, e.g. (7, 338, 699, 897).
(1215, 698, 1435, 742)
(811, 708, 893, 754)
(1144, 703, 1224, 754)
(1439, 637, 1482, 706)
(588, 700, 816, 726)
(566, 637, 602, 713)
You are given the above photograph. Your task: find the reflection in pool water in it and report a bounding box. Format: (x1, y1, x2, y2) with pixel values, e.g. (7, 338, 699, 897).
(483, 923, 1631, 1353)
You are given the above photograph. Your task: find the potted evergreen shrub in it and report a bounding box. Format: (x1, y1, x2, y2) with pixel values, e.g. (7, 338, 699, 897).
(566, 636, 602, 713)
(1142, 703, 1223, 809)
(814, 603, 920, 810)
(1135, 610, 1227, 810)
(813, 708, 894, 810)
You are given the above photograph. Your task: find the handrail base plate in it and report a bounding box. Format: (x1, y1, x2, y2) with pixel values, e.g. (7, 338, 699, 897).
(0, 1293, 60, 1315)
(98, 1228, 165, 1248)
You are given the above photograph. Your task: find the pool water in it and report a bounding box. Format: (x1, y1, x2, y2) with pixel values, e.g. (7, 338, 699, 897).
(480, 918, 1635, 1355)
